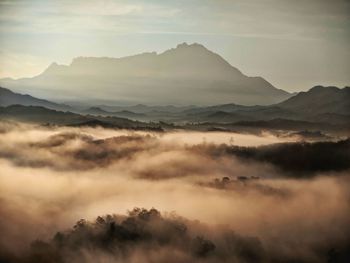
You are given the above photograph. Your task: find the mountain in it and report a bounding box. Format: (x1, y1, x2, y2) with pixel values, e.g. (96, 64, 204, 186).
(98, 104, 196, 114)
(0, 43, 291, 106)
(1, 84, 347, 129)
(81, 86, 349, 125)
(0, 86, 72, 111)
(277, 86, 350, 115)
(112, 110, 146, 119)
(171, 86, 350, 125)
(83, 107, 146, 120)
(0, 105, 87, 125)
(0, 105, 159, 130)
(83, 107, 111, 116)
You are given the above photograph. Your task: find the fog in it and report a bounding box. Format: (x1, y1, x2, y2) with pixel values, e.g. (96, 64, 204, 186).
(0, 122, 349, 262)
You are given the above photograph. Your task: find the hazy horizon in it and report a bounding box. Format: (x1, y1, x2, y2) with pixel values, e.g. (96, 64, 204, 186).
(1, 0, 349, 92)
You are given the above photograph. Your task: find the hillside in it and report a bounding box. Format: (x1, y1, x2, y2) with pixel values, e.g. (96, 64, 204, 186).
(83, 107, 147, 120)
(0, 86, 71, 111)
(0, 105, 156, 129)
(277, 85, 350, 115)
(175, 86, 349, 124)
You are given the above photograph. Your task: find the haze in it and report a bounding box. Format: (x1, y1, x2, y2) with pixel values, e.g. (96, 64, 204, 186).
(1, 0, 350, 92)
(1, 122, 349, 262)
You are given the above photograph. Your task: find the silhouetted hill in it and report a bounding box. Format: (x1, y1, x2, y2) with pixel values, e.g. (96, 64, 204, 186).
(0, 86, 72, 111)
(233, 118, 332, 130)
(0, 105, 157, 130)
(0, 43, 291, 105)
(80, 86, 348, 126)
(277, 86, 350, 115)
(183, 110, 255, 123)
(175, 86, 349, 125)
(83, 107, 111, 115)
(99, 104, 195, 114)
(83, 107, 147, 120)
(0, 105, 86, 125)
(226, 139, 350, 175)
(1, 85, 348, 132)
(113, 110, 146, 119)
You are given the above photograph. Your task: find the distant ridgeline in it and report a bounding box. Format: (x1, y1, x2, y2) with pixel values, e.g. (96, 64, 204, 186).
(0, 85, 349, 133)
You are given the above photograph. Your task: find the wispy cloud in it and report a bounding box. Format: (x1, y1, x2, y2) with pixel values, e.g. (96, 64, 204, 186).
(0, 0, 181, 34)
(0, 0, 349, 37)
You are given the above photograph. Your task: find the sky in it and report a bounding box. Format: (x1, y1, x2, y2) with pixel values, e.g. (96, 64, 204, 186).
(0, 0, 349, 92)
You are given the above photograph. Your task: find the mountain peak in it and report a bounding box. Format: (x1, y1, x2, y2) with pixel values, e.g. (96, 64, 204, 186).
(46, 62, 59, 70)
(43, 62, 67, 75)
(278, 85, 350, 115)
(176, 42, 206, 50)
(159, 42, 209, 56)
(176, 42, 189, 48)
(309, 85, 340, 92)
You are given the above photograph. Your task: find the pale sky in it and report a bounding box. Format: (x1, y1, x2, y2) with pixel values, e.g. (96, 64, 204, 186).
(0, 0, 349, 92)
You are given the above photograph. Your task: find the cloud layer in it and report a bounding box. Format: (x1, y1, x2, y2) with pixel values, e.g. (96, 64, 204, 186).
(0, 122, 349, 262)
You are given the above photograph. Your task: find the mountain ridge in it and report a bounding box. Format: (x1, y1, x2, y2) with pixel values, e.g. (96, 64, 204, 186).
(0, 42, 291, 106)
(1, 85, 348, 124)
(0, 85, 348, 134)
(277, 85, 350, 115)
(0, 86, 72, 111)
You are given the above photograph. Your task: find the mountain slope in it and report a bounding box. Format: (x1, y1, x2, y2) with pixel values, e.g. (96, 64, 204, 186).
(277, 86, 350, 115)
(83, 107, 146, 120)
(172, 86, 350, 125)
(0, 86, 71, 111)
(0, 43, 291, 106)
(0, 105, 156, 129)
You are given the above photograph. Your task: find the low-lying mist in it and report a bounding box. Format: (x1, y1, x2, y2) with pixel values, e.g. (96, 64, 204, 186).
(0, 121, 349, 263)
